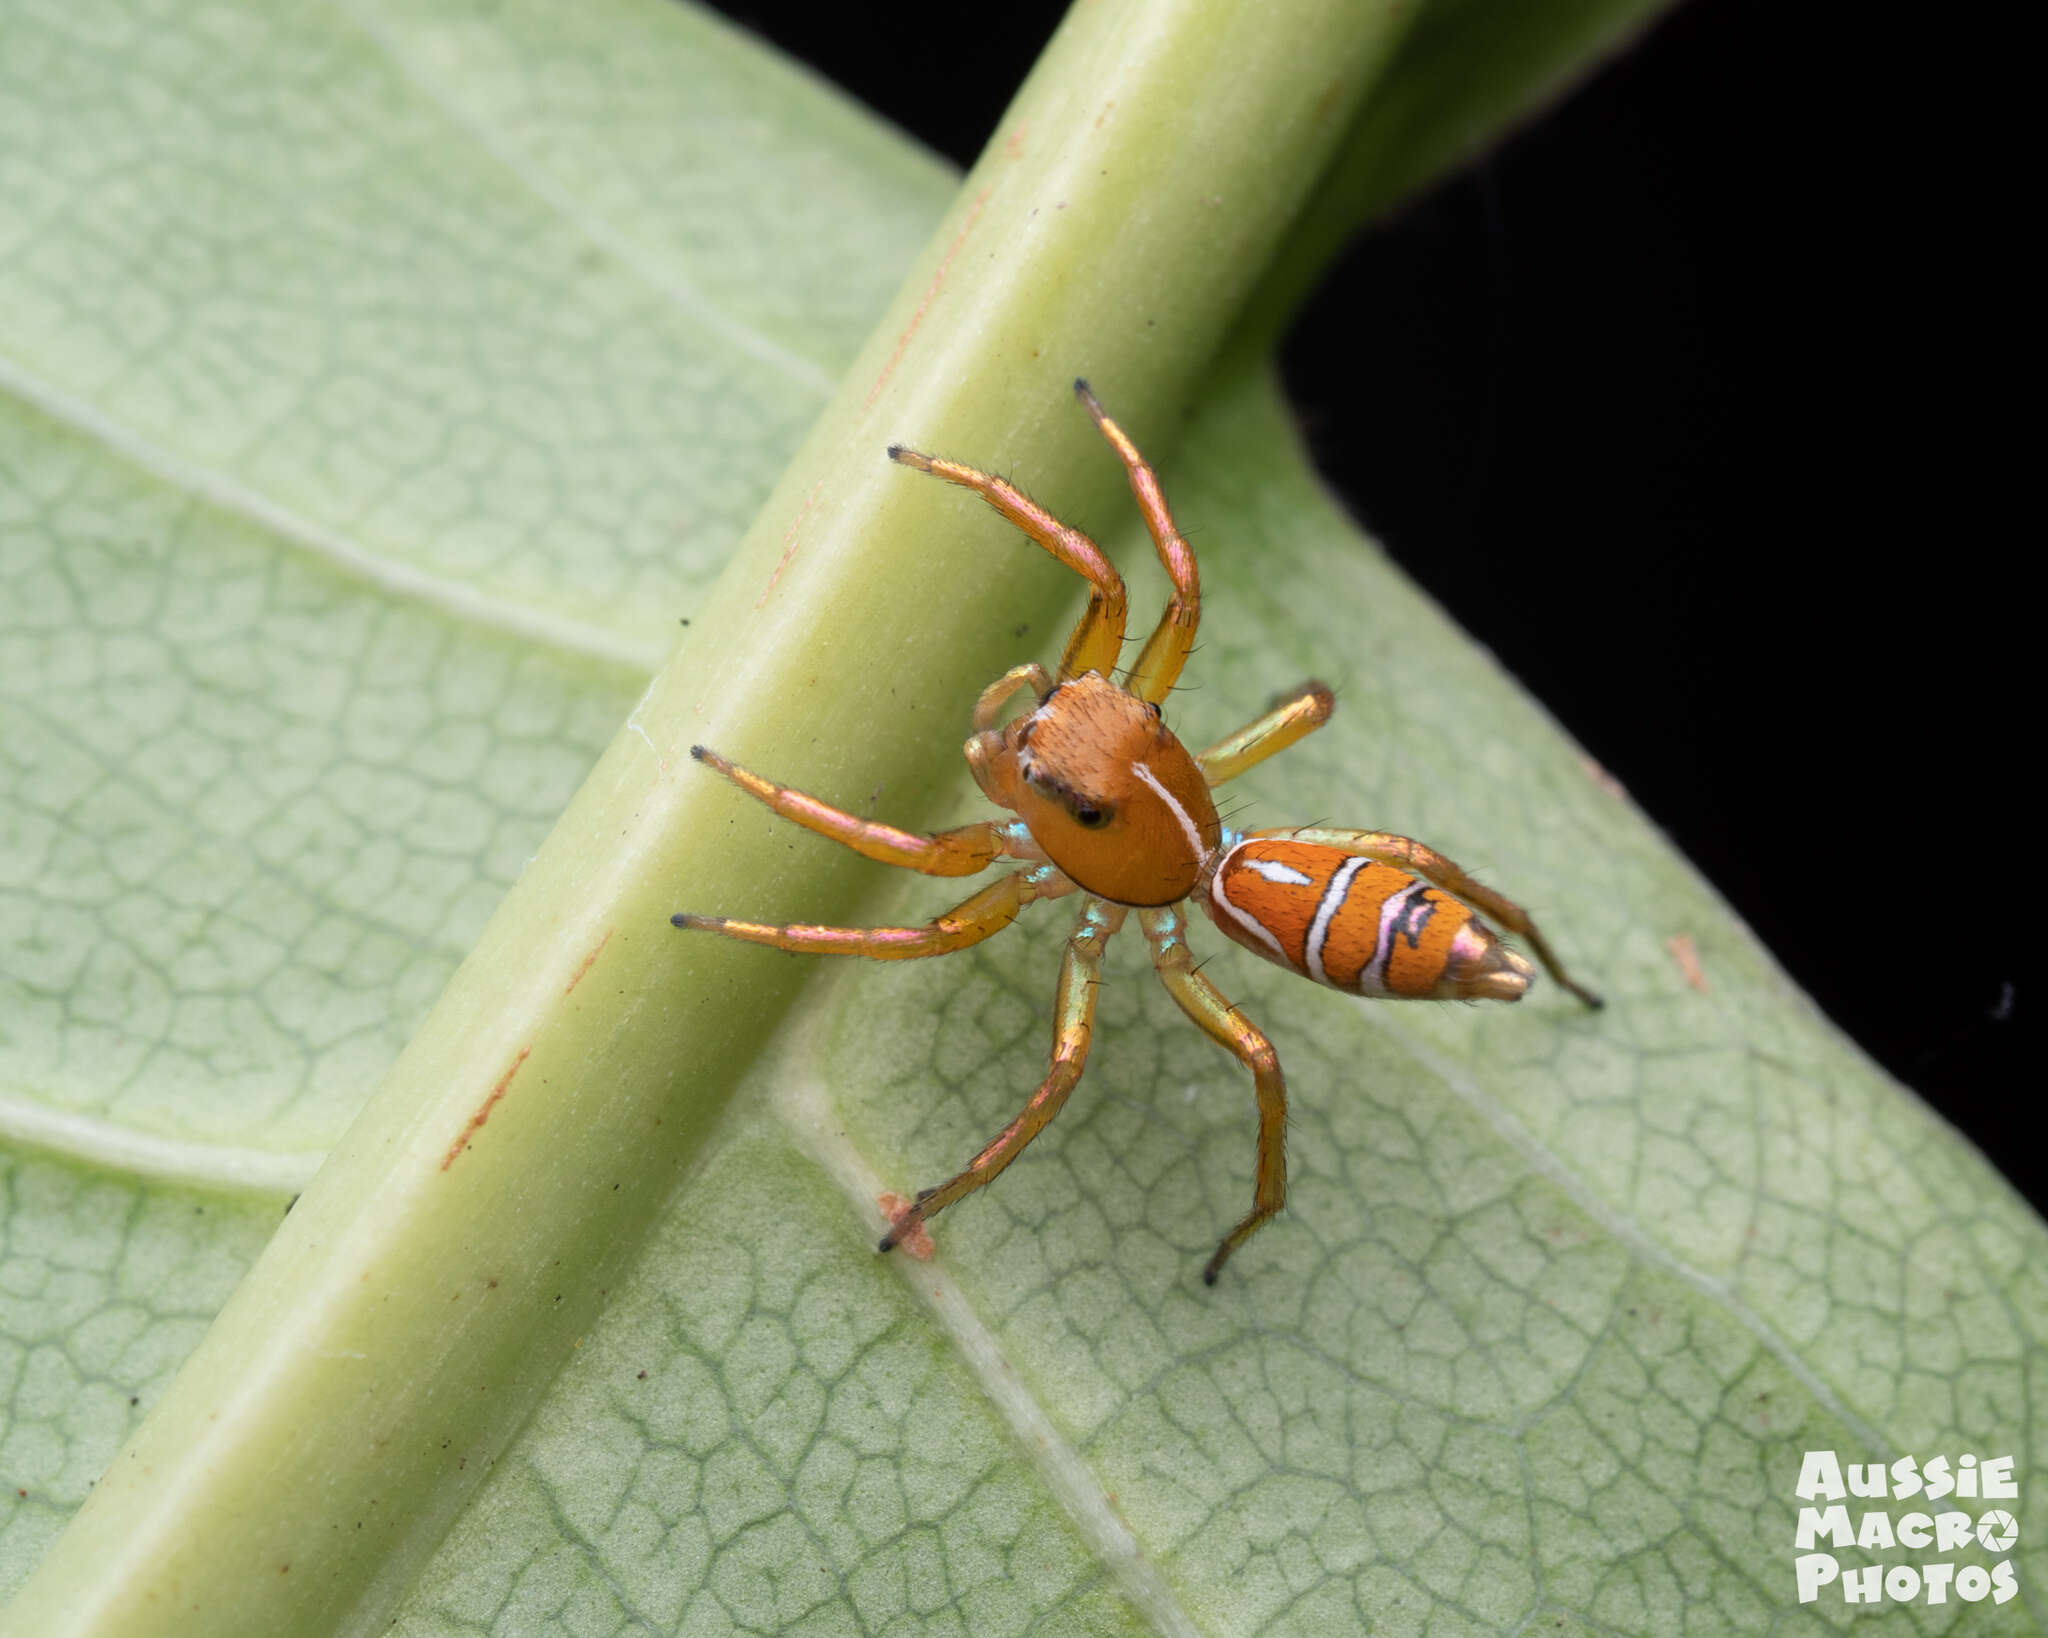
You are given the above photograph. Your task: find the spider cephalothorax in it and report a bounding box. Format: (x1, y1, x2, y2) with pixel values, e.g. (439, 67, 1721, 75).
(974, 672, 1218, 907)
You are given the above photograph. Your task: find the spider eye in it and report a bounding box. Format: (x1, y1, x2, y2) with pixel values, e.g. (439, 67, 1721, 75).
(1074, 804, 1110, 829)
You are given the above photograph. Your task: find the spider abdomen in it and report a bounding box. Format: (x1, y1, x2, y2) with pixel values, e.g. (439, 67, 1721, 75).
(1206, 837, 1532, 1001)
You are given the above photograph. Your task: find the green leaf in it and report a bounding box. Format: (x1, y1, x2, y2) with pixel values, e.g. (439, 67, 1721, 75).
(3, 3, 2042, 1637)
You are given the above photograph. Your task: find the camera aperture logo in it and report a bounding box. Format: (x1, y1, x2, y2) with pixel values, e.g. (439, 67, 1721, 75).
(1795, 1450, 2020, 1606)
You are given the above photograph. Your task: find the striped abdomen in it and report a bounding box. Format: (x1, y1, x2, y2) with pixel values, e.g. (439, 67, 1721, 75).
(1204, 836, 1531, 1001)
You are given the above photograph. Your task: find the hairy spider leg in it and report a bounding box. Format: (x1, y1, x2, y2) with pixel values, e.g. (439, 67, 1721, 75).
(1196, 680, 1336, 785)
(973, 664, 1055, 732)
(673, 866, 1074, 959)
(688, 745, 1022, 877)
(1140, 905, 1288, 1284)
(1073, 380, 1201, 705)
(886, 445, 1126, 683)
(880, 898, 1127, 1252)
(1263, 827, 1604, 1009)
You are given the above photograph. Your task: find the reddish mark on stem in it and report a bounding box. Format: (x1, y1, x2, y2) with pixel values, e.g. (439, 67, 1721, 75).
(565, 927, 612, 994)
(1667, 933, 1710, 993)
(443, 1047, 531, 1169)
(864, 186, 991, 411)
(756, 477, 824, 609)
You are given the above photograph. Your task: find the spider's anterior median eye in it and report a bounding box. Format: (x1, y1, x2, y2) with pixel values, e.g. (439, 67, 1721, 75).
(1074, 804, 1110, 828)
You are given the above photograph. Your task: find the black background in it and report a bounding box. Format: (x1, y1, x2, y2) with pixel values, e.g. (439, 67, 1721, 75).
(707, 2, 2032, 1214)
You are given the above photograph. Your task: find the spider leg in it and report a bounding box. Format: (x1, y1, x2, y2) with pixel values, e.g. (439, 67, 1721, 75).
(973, 663, 1055, 732)
(1075, 381, 1198, 705)
(1196, 680, 1335, 785)
(1261, 827, 1603, 1008)
(691, 745, 1028, 876)
(674, 866, 1072, 959)
(888, 445, 1126, 682)
(881, 898, 1126, 1252)
(1139, 905, 1287, 1284)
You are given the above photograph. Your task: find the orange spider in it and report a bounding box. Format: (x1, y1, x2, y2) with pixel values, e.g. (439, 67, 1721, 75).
(675, 382, 1600, 1283)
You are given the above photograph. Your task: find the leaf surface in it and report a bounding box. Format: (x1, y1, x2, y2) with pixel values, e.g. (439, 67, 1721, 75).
(2, 2, 2041, 1634)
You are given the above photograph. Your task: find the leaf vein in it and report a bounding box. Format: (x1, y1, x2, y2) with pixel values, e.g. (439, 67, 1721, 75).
(0, 347, 662, 672)
(336, 0, 842, 401)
